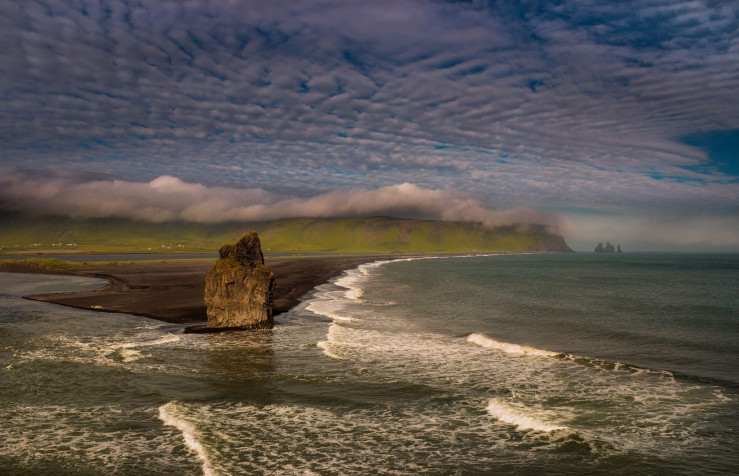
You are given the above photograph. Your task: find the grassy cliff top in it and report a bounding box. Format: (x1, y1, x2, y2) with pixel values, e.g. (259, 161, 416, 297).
(0, 214, 571, 254)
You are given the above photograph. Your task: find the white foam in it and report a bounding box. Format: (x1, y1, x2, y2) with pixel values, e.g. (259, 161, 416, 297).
(306, 296, 355, 322)
(158, 402, 215, 476)
(2, 403, 203, 473)
(466, 333, 660, 376)
(300, 254, 726, 454)
(486, 399, 567, 432)
(334, 273, 365, 301)
(111, 334, 180, 362)
(344, 288, 364, 300)
(14, 332, 183, 368)
(308, 256, 432, 324)
(119, 349, 146, 362)
(176, 401, 519, 474)
(336, 255, 502, 303)
(467, 333, 559, 358)
(317, 323, 347, 360)
(332, 258, 411, 302)
(117, 334, 180, 350)
(317, 340, 344, 360)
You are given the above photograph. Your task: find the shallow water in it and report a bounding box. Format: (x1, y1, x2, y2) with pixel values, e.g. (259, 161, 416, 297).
(1, 253, 737, 475)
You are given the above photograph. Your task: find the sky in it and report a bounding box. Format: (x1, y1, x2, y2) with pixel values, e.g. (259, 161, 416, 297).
(1, 0, 738, 251)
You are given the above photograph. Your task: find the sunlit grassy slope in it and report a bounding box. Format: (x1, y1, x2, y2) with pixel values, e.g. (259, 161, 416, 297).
(0, 214, 571, 254)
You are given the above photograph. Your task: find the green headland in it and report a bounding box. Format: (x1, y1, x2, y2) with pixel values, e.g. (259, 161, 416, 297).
(0, 213, 571, 254)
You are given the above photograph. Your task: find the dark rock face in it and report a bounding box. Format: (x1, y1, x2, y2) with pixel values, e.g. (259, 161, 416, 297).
(219, 235, 265, 265)
(205, 232, 276, 329)
(524, 225, 573, 252)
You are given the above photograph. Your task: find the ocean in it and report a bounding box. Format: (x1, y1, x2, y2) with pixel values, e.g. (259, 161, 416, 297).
(1, 253, 737, 475)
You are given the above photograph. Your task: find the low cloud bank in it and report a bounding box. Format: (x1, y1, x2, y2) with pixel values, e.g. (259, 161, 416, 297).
(0, 168, 571, 231)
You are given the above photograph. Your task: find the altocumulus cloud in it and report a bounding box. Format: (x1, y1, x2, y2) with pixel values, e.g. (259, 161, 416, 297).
(1, 0, 737, 198)
(1, 0, 738, 249)
(0, 168, 572, 231)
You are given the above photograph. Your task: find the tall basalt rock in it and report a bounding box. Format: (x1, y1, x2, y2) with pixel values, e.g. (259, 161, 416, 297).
(205, 232, 276, 329)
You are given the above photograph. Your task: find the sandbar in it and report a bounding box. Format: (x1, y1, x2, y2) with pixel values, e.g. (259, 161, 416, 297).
(0, 255, 393, 324)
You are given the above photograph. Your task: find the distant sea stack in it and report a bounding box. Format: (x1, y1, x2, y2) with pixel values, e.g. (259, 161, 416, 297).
(204, 232, 276, 329)
(594, 242, 622, 253)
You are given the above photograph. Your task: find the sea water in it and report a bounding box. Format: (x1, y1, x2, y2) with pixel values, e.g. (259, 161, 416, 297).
(1, 253, 737, 475)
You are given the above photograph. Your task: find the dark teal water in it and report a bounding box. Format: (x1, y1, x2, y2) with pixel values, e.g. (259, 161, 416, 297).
(1, 253, 737, 475)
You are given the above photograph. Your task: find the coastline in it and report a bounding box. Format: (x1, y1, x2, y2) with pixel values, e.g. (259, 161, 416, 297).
(0, 255, 398, 324)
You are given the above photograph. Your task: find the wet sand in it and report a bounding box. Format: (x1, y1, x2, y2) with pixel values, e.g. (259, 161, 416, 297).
(0, 255, 392, 324)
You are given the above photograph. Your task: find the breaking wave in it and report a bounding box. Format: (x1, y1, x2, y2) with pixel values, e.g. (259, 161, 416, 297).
(317, 323, 346, 360)
(466, 332, 676, 378)
(467, 333, 559, 358)
(158, 402, 215, 476)
(486, 398, 567, 432)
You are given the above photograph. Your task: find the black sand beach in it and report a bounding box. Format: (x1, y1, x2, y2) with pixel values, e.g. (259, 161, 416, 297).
(0, 255, 392, 324)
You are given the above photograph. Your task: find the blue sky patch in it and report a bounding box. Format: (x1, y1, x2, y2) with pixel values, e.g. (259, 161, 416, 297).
(680, 130, 739, 178)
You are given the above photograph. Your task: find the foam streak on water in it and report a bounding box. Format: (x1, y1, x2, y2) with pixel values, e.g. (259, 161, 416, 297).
(12, 332, 182, 366)
(158, 402, 215, 476)
(117, 334, 180, 362)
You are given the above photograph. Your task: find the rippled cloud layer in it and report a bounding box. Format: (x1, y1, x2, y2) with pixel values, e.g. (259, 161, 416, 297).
(1, 0, 737, 248)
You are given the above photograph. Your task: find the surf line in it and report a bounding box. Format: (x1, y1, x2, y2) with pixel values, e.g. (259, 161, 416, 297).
(158, 402, 216, 476)
(467, 332, 674, 378)
(310, 256, 431, 360)
(309, 254, 505, 360)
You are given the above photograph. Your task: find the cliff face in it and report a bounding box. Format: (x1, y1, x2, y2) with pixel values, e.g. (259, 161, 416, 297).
(525, 225, 573, 252)
(204, 232, 276, 329)
(537, 233, 573, 252)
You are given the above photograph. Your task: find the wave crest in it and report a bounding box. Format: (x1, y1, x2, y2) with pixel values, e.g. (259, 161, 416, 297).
(466, 333, 559, 357)
(486, 399, 567, 432)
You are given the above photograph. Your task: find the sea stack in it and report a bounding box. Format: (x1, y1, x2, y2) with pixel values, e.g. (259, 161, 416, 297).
(595, 241, 617, 253)
(204, 232, 276, 329)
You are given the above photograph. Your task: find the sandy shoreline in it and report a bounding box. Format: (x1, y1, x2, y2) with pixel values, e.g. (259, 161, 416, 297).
(0, 255, 394, 325)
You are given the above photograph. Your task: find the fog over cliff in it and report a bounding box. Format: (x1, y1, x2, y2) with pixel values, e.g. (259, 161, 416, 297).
(0, 167, 571, 231)
(3, 168, 738, 251)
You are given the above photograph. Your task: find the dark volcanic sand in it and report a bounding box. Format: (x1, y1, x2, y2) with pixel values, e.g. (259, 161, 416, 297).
(0, 256, 391, 324)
